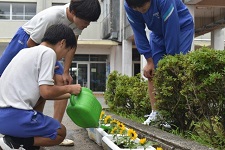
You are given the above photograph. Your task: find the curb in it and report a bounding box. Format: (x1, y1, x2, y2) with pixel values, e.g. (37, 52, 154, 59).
(105, 111, 214, 150)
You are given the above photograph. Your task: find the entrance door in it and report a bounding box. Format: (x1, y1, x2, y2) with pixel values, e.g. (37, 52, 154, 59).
(77, 63, 88, 87)
(90, 63, 106, 91)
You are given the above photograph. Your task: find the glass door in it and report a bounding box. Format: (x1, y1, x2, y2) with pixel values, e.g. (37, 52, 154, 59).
(90, 63, 106, 91)
(69, 62, 77, 84)
(77, 63, 88, 87)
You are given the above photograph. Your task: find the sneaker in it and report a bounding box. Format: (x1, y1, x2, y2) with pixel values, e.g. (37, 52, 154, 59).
(160, 122, 171, 129)
(143, 111, 159, 125)
(59, 139, 74, 146)
(0, 137, 25, 150)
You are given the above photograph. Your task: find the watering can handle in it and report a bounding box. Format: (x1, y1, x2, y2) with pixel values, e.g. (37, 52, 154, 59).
(70, 94, 76, 106)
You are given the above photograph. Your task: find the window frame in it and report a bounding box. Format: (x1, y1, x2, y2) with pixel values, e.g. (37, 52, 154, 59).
(0, 2, 36, 21)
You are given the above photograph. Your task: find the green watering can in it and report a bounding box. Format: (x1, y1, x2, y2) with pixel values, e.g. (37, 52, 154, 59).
(66, 87, 102, 128)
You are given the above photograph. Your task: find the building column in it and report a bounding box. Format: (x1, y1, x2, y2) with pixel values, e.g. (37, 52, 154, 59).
(211, 29, 224, 50)
(122, 40, 132, 76)
(110, 45, 122, 74)
(37, 0, 46, 13)
(186, 5, 195, 51)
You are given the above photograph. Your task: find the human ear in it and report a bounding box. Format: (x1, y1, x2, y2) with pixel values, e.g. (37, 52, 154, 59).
(70, 10, 76, 16)
(60, 39, 66, 48)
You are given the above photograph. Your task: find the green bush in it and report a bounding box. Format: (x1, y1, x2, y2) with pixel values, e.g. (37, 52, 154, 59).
(104, 70, 119, 110)
(154, 54, 190, 131)
(154, 47, 225, 148)
(104, 71, 151, 118)
(105, 47, 225, 149)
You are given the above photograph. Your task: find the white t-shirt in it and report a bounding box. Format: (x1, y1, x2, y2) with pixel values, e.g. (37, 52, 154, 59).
(0, 45, 56, 110)
(22, 3, 82, 44)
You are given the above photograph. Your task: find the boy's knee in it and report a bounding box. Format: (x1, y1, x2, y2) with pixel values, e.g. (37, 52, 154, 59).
(53, 124, 66, 145)
(61, 124, 66, 136)
(58, 124, 67, 139)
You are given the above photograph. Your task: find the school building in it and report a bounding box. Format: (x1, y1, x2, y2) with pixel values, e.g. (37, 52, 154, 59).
(0, 0, 225, 92)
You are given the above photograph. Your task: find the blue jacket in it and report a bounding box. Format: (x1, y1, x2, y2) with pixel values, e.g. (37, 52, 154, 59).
(124, 0, 194, 59)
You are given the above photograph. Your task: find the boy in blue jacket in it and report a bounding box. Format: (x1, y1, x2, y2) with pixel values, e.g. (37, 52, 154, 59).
(124, 0, 194, 125)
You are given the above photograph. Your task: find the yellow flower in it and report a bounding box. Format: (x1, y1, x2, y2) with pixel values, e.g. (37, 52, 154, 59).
(116, 120, 121, 126)
(139, 138, 147, 145)
(119, 126, 126, 135)
(104, 115, 111, 124)
(100, 111, 105, 119)
(118, 122, 125, 129)
(156, 147, 163, 150)
(127, 129, 138, 140)
(110, 119, 117, 125)
(111, 127, 117, 134)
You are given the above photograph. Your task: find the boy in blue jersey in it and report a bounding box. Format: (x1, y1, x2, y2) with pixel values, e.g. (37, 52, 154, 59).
(124, 0, 194, 125)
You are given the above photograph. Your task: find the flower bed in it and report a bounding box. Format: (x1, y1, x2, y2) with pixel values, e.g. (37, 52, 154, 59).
(87, 111, 163, 150)
(102, 134, 156, 150)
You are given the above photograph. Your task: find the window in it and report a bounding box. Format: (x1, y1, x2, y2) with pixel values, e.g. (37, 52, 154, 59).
(73, 54, 108, 62)
(90, 55, 107, 61)
(132, 48, 140, 61)
(0, 2, 36, 20)
(52, 3, 67, 6)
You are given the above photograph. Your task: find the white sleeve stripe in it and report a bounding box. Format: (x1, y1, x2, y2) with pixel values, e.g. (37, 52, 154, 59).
(126, 13, 134, 23)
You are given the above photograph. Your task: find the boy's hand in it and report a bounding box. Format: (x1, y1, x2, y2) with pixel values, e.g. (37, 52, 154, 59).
(62, 73, 73, 85)
(70, 84, 82, 95)
(54, 65, 59, 70)
(143, 58, 155, 79)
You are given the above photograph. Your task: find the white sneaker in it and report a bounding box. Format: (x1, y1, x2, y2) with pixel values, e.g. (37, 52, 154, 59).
(0, 137, 25, 150)
(59, 139, 74, 146)
(160, 122, 171, 128)
(143, 111, 159, 125)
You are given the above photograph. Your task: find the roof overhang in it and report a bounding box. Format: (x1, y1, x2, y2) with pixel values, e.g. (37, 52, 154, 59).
(77, 40, 119, 46)
(0, 39, 119, 47)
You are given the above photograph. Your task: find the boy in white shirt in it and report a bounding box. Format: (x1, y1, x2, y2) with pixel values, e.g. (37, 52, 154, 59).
(0, 0, 101, 145)
(0, 24, 81, 150)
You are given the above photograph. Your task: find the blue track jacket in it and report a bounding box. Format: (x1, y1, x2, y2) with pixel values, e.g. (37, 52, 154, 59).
(124, 0, 194, 59)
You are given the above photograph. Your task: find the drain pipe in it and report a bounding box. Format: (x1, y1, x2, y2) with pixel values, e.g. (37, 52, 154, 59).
(119, 0, 124, 42)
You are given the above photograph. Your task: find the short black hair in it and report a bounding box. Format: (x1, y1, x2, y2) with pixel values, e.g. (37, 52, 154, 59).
(69, 0, 101, 22)
(125, 0, 149, 8)
(42, 24, 77, 49)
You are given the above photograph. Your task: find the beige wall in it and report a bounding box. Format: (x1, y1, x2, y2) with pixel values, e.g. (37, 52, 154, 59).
(79, 22, 102, 40)
(0, 21, 25, 38)
(0, 0, 102, 40)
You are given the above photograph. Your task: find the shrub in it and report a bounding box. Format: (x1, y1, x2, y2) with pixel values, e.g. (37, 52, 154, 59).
(105, 47, 225, 149)
(104, 71, 151, 118)
(154, 54, 191, 131)
(154, 47, 225, 148)
(104, 70, 119, 110)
